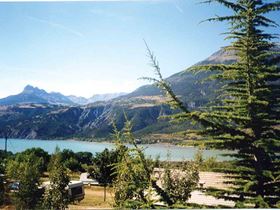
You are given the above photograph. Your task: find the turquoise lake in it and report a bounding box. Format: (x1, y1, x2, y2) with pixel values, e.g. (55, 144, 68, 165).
(0, 138, 232, 161)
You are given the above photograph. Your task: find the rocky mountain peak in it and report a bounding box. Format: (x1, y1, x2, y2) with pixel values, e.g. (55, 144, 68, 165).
(22, 85, 46, 95)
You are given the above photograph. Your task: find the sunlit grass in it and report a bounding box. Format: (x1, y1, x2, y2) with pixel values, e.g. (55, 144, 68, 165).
(69, 186, 114, 209)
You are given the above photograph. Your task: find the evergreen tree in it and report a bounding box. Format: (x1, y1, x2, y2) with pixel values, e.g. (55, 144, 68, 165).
(144, 0, 280, 207)
(43, 148, 70, 210)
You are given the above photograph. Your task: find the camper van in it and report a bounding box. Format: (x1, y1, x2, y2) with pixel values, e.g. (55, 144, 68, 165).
(42, 180, 85, 202)
(67, 181, 85, 201)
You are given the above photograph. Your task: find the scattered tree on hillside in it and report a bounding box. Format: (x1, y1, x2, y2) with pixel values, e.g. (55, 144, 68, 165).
(144, 0, 280, 207)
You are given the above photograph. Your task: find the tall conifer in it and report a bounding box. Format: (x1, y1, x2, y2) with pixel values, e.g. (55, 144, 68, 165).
(145, 0, 280, 207)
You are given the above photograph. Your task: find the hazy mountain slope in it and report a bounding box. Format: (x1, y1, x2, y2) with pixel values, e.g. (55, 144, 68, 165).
(67, 93, 127, 105)
(67, 95, 88, 105)
(0, 93, 49, 106)
(88, 93, 127, 103)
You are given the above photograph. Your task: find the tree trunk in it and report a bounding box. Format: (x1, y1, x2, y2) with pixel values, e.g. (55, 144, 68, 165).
(103, 185, 106, 202)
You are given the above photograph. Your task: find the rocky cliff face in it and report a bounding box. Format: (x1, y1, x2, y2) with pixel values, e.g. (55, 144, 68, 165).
(0, 102, 172, 139)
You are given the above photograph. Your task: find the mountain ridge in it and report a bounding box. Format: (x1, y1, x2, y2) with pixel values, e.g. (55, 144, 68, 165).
(0, 85, 127, 106)
(1, 46, 279, 140)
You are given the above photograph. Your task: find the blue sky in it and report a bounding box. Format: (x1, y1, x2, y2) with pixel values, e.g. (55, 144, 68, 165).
(0, 0, 279, 98)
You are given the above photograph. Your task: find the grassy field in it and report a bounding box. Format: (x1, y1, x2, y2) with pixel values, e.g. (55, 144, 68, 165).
(1, 186, 114, 210)
(69, 186, 114, 209)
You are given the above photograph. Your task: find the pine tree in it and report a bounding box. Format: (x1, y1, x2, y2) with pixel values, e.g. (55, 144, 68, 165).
(144, 0, 280, 207)
(43, 148, 70, 210)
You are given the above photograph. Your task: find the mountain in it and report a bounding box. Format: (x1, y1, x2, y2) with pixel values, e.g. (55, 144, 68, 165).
(67, 95, 88, 105)
(125, 45, 279, 108)
(67, 93, 127, 105)
(0, 85, 75, 106)
(88, 93, 127, 103)
(0, 47, 278, 140)
(127, 47, 238, 99)
(0, 86, 126, 106)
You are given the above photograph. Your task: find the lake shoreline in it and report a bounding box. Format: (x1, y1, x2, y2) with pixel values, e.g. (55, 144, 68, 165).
(4, 137, 196, 148)
(0, 138, 232, 161)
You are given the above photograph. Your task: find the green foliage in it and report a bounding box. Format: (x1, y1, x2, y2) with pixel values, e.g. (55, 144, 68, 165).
(112, 119, 199, 208)
(0, 174, 4, 206)
(43, 148, 70, 210)
(76, 152, 93, 165)
(92, 148, 119, 202)
(194, 147, 227, 172)
(6, 153, 42, 209)
(20, 147, 50, 173)
(0, 150, 13, 174)
(113, 150, 153, 208)
(92, 148, 118, 186)
(202, 156, 219, 171)
(64, 157, 81, 172)
(6, 150, 46, 179)
(0, 151, 13, 206)
(163, 162, 199, 206)
(194, 145, 204, 166)
(0, 158, 10, 207)
(59, 149, 82, 172)
(146, 0, 280, 207)
(113, 121, 156, 208)
(47, 149, 94, 172)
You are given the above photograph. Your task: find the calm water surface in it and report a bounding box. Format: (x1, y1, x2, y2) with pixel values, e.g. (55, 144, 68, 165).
(0, 138, 232, 161)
